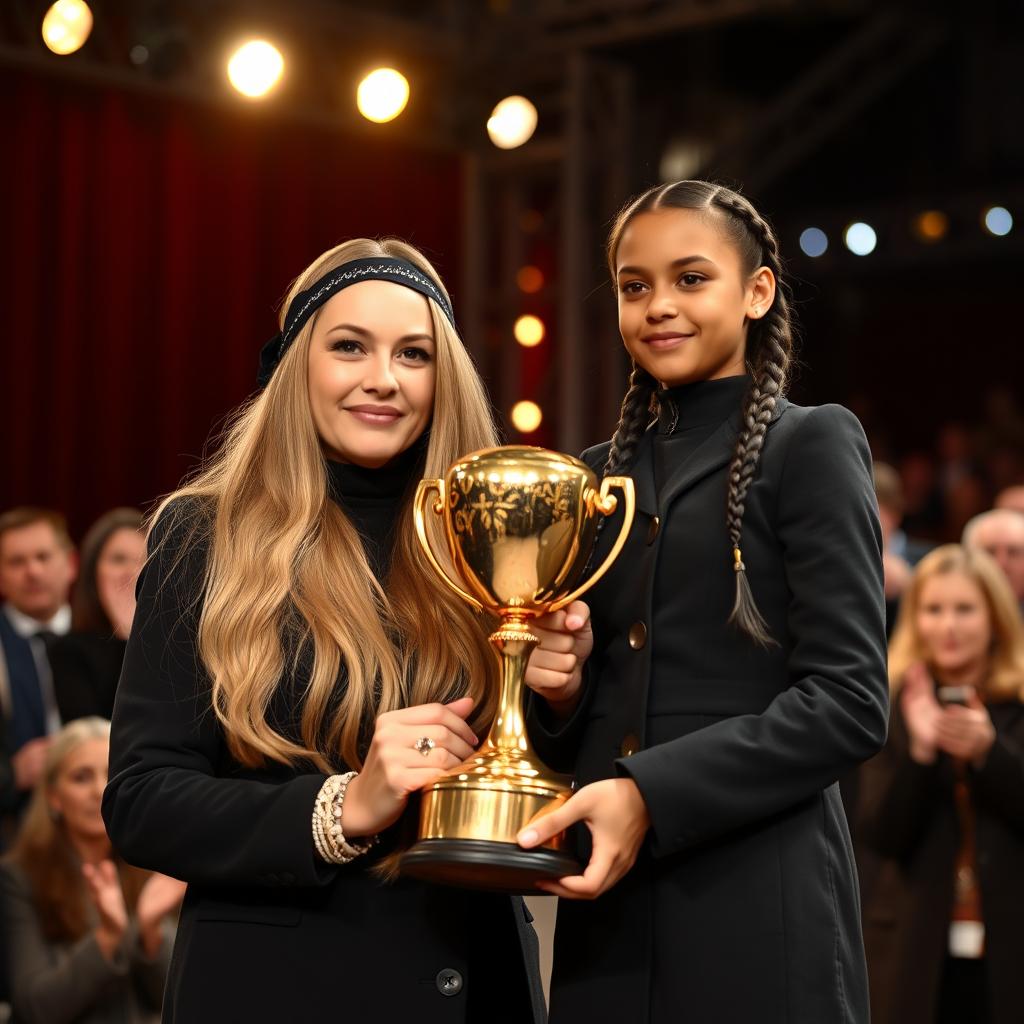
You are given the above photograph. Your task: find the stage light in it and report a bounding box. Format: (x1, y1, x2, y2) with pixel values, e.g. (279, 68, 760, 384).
(514, 315, 545, 348)
(798, 228, 828, 258)
(983, 206, 1013, 237)
(487, 96, 538, 150)
(357, 68, 409, 123)
(913, 211, 948, 243)
(41, 0, 93, 55)
(516, 266, 544, 294)
(227, 40, 284, 98)
(511, 401, 543, 433)
(844, 222, 877, 256)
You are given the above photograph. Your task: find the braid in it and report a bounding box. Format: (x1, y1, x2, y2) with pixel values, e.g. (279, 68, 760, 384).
(711, 190, 795, 647)
(604, 364, 658, 477)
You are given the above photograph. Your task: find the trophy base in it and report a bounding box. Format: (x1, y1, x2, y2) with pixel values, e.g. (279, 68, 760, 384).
(400, 838, 579, 894)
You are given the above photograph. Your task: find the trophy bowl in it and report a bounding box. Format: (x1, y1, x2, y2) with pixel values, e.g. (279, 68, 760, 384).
(399, 445, 634, 892)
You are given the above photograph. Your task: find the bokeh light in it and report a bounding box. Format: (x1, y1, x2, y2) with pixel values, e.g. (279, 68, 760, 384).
(513, 315, 545, 348)
(798, 227, 828, 258)
(41, 0, 93, 55)
(227, 40, 284, 98)
(511, 401, 543, 433)
(487, 96, 538, 149)
(844, 222, 877, 256)
(356, 68, 410, 123)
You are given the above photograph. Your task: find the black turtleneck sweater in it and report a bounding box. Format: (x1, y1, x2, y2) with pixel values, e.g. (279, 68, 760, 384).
(654, 374, 751, 497)
(326, 439, 425, 578)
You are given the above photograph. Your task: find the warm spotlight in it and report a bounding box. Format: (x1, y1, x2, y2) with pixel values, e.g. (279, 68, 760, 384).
(516, 266, 544, 294)
(913, 210, 949, 243)
(357, 68, 410, 123)
(511, 401, 543, 433)
(798, 228, 828, 258)
(844, 222, 877, 256)
(41, 0, 93, 55)
(514, 315, 545, 348)
(227, 40, 284, 98)
(487, 96, 538, 150)
(983, 206, 1013, 237)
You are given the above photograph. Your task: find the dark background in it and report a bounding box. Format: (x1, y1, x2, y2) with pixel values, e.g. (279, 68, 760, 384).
(2, 0, 1022, 540)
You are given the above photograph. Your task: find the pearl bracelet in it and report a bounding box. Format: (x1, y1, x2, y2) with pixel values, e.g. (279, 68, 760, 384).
(312, 772, 377, 865)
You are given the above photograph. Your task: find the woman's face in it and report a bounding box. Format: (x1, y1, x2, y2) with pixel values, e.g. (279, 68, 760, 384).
(915, 571, 993, 679)
(95, 528, 146, 610)
(47, 737, 109, 844)
(307, 280, 436, 468)
(614, 207, 773, 388)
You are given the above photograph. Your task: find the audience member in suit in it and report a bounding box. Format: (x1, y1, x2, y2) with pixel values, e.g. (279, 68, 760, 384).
(0, 508, 76, 837)
(51, 510, 145, 724)
(962, 508, 1024, 611)
(0, 717, 183, 1024)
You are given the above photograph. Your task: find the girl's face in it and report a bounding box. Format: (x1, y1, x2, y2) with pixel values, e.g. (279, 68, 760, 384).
(614, 207, 774, 388)
(915, 571, 993, 679)
(308, 280, 436, 468)
(95, 528, 146, 605)
(47, 737, 109, 844)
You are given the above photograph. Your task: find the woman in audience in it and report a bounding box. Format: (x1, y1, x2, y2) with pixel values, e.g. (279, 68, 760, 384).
(860, 544, 1024, 1024)
(0, 717, 184, 1024)
(50, 510, 146, 722)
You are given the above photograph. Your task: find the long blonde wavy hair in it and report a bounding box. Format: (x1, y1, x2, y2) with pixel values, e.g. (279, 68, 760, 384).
(153, 238, 500, 772)
(7, 718, 148, 941)
(888, 543, 1024, 701)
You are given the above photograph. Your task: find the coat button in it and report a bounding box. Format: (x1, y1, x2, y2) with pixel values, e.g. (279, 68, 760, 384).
(628, 621, 647, 649)
(647, 515, 660, 544)
(620, 733, 640, 757)
(436, 969, 463, 996)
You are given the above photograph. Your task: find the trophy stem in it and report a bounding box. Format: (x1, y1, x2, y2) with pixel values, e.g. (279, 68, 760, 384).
(484, 616, 539, 756)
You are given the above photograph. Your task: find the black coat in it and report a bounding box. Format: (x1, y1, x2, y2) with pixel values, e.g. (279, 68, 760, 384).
(102, 508, 544, 1024)
(531, 398, 889, 1024)
(859, 697, 1024, 1024)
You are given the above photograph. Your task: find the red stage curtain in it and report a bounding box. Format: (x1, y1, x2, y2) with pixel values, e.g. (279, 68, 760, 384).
(0, 70, 461, 541)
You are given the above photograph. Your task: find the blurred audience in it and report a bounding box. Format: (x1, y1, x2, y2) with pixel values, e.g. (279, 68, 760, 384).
(0, 510, 76, 840)
(50, 511, 146, 724)
(859, 545, 1024, 1024)
(0, 718, 183, 1024)
(962, 509, 1024, 608)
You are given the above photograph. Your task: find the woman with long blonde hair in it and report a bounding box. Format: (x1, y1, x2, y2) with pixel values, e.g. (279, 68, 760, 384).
(860, 544, 1024, 1024)
(1, 717, 183, 1023)
(102, 239, 544, 1023)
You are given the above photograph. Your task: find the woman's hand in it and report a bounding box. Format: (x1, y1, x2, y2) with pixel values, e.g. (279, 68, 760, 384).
(136, 873, 187, 958)
(98, 572, 138, 641)
(524, 601, 593, 717)
(341, 697, 478, 838)
(900, 662, 943, 764)
(83, 860, 128, 962)
(934, 691, 996, 769)
(516, 777, 649, 899)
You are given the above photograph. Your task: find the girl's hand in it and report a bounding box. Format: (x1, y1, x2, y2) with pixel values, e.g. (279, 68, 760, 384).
(524, 601, 593, 716)
(82, 860, 128, 961)
(934, 691, 996, 768)
(341, 697, 478, 838)
(516, 777, 649, 899)
(136, 873, 187, 957)
(900, 662, 943, 764)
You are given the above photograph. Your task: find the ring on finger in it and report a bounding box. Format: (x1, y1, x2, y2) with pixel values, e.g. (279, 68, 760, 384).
(413, 736, 435, 757)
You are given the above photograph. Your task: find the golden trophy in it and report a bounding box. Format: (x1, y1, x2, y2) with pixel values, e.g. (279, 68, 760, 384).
(399, 445, 634, 892)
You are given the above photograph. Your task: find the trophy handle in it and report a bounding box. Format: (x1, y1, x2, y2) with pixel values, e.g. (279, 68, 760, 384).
(549, 475, 636, 612)
(413, 478, 485, 612)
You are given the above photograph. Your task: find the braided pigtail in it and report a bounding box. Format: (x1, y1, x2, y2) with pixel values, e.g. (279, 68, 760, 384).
(711, 189, 795, 647)
(604, 364, 658, 477)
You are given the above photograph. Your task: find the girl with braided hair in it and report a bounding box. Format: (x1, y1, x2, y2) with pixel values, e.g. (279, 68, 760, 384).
(517, 180, 889, 1022)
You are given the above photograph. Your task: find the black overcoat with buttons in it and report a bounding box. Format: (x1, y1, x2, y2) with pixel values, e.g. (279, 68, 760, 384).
(530, 393, 889, 1024)
(102, 505, 544, 1024)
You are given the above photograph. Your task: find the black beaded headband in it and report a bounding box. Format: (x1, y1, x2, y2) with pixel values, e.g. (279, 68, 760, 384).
(257, 256, 456, 387)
